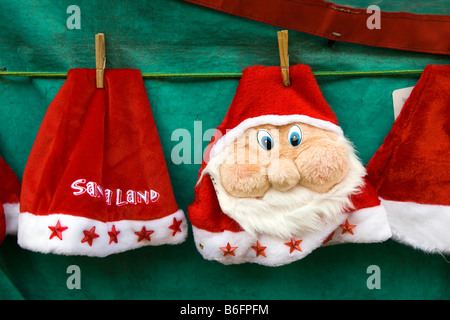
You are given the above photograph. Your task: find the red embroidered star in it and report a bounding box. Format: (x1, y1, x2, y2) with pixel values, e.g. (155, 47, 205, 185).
(251, 241, 267, 258)
(322, 231, 335, 245)
(284, 238, 302, 254)
(220, 242, 238, 256)
(48, 220, 68, 240)
(168, 218, 183, 236)
(340, 219, 357, 235)
(81, 226, 99, 246)
(135, 226, 154, 242)
(108, 225, 120, 244)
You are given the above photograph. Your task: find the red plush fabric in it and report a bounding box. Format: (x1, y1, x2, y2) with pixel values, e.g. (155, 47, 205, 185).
(20, 69, 179, 223)
(366, 65, 450, 205)
(0, 156, 21, 206)
(351, 177, 381, 210)
(184, 0, 450, 55)
(218, 65, 339, 129)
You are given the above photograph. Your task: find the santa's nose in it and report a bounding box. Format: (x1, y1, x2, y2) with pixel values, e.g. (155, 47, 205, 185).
(268, 157, 300, 191)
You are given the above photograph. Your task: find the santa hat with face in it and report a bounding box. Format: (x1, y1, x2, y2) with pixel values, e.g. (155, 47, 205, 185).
(18, 69, 187, 257)
(366, 65, 450, 254)
(188, 65, 391, 266)
(0, 156, 21, 244)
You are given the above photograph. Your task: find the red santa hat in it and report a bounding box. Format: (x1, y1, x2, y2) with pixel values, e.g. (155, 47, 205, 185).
(188, 64, 391, 266)
(0, 156, 21, 239)
(18, 69, 187, 257)
(366, 65, 450, 254)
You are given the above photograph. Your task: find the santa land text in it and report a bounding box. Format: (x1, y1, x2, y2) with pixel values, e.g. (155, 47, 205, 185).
(71, 178, 160, 206)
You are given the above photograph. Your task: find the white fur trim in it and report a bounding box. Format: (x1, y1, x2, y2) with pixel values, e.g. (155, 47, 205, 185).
(325, 205, 392, 245)
(209, 115, 344, 160)
(192, 205, 391, 266)
(17, 209, 187, 257)
(3, 203, 20, 235)
(381, 199, 450, 254)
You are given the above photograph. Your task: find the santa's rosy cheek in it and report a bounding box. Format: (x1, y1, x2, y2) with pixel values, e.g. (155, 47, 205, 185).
(294, 144, 349, 192)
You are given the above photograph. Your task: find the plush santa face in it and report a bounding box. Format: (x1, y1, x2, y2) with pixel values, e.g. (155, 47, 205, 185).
(203, 122, 366, 239)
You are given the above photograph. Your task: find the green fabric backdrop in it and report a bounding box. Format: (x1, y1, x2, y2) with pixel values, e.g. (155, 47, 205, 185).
(0, 0, 449, 300)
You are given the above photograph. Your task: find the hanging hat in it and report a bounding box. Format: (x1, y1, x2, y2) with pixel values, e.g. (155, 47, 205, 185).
(366, 65, 450, 254)
(18, 69, 187, 257)
(0, 156, 21, 237)
(188, 65, 391, 266)
(0, 204, 4, 245)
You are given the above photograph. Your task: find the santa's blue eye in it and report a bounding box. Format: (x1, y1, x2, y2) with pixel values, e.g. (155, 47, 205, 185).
(288, 125, 302, 147)
(257, 130, 273, 151)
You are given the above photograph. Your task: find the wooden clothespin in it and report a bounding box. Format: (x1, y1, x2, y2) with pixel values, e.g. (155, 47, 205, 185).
(95, 33, 106, 89)
(277, 30, 290, 87)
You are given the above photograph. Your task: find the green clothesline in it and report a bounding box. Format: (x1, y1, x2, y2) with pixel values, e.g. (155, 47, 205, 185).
(0, 69, 424, 78)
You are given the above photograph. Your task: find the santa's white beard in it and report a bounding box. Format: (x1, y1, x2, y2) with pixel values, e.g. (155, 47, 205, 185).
(203, 135, 366, 239)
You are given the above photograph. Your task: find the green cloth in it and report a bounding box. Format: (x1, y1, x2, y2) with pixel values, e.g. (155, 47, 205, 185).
(0, 0, 449, 300)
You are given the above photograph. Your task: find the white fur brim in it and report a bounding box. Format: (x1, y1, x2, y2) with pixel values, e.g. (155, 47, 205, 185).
(209, 115, 343, 160)
(4, 203, 20, 235)
(325, 204, 392, 245)
(17, 209, 187, 257)
(381, 199, 450, 254)
(192, 205, 391, 266)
